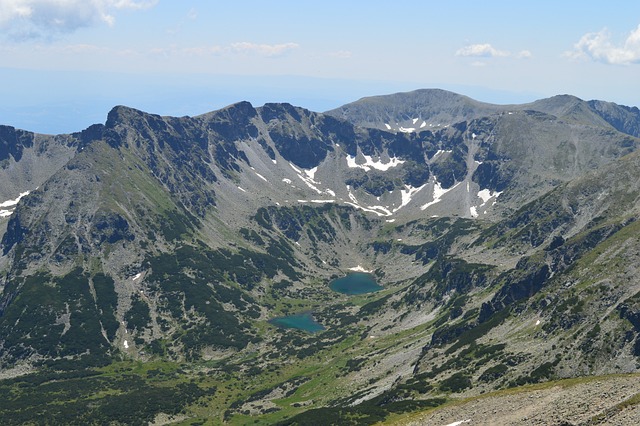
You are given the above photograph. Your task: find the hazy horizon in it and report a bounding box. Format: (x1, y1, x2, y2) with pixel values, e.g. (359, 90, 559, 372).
(0, 69, 549, 134)
(1, 0, 639, 133)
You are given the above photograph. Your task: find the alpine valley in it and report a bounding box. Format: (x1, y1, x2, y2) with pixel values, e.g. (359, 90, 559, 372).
(2, 89, 640, 425)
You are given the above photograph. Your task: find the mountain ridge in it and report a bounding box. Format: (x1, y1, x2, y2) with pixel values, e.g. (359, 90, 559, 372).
(325, 88, 640, 138)
(1, 88, 640, 424)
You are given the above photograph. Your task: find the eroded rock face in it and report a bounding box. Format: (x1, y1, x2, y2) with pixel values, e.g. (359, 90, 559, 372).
(0, 126, 34, 163)
(90, 212, 135, 246)
(0, 126, 79, 204)
(588, 99, 640, 137)
(1, 213, 27, 256)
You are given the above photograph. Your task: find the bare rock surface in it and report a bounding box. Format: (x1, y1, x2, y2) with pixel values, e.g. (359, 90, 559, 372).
(400, 374, 640, 426)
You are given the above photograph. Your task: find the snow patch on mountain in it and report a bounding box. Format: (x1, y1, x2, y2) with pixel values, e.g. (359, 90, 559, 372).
(432, 149, 452, 159)
(393, 184, 426, 213)
(346, 154, 405, 172)
(291, 163, 323, 195)
(303, 166, 318, 180)
(366, 205, 393, 216)
(343, 185, 393, 216)
(298, 199, 336, 204)
(477, 188, 503, 206)
(0, 191, 30, 208)
(421, 180, 461, 210)
(346, 185, 358, 204)
(466, 188, 503, 217)
(444, 420, 471, 426)
(344, 202, 390, 217)
(349, 265, 372, 273)
(0, 191, 30, 218)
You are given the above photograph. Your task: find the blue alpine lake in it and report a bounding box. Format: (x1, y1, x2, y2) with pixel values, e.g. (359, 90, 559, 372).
(269, 312, 325, 333)
(329, 272, 383, 295)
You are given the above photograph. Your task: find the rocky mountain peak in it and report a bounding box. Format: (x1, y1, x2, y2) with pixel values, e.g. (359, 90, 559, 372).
(105, 104, 151, 128)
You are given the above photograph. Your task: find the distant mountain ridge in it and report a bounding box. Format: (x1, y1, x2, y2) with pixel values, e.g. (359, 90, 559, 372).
(326, 88, 640, 137)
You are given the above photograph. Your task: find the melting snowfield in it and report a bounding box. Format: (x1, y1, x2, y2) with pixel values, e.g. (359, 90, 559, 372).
(384, 118, 428, 132)
(444, 420, 471, 426)
(0, 191, 30, 218)
(432, 149, 452, 159)
(298, 199, 335, 204)
(346, 154, 405, 172)
(291, 163, 325, 195)
(469, 188, 503, 218)
(477, 188, 502, 206)
(276, 159, 500, 220)
(393, 184, 426, 213)
(348, 265, 372, 273)
(421, 180, 461, 210)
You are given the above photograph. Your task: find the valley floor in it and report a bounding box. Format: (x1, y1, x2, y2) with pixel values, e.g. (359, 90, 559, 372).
(396, 373, 640, 426)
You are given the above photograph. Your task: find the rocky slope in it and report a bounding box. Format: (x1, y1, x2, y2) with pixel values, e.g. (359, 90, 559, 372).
(399, 374, 640, 426)
(1, 89, 640, 424)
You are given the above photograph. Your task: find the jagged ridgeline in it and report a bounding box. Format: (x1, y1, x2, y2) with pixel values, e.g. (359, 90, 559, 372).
(1, 89, 640, 424)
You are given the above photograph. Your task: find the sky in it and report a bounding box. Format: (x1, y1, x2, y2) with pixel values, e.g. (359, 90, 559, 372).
(1, 0, 639, 134)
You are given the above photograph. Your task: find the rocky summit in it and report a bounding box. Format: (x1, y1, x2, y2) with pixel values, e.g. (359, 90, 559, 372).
(1, 89, 640, 425)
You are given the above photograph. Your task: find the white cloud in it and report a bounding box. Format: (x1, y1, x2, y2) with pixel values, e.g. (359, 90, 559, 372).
(0, 0, 158, 39)
(566, 24, 640, 65)
(456, 43, 510, 58)
(111, 0, 157, 10)
(0, 0, 31, 23)
(230, 42, 299, 57)
(456, 43, 532, 60)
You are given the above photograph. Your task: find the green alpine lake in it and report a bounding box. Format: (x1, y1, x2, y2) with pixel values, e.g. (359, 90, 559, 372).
(329, 272, 383, 295)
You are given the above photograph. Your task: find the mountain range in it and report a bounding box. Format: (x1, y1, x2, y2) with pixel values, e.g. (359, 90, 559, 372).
(1, 89, 640, 425)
